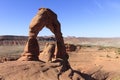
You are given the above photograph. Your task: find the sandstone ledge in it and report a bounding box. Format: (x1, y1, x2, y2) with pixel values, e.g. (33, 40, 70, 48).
(0, 60, 85, 80)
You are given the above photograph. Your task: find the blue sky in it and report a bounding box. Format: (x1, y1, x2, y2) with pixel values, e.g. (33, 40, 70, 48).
(0, 0, 120, 37)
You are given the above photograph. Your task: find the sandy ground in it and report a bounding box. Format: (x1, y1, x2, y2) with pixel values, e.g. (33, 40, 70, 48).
(68, 46, 120, 79)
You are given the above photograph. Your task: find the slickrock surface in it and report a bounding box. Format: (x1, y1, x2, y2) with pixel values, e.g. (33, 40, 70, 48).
(0, 60, 85, 80)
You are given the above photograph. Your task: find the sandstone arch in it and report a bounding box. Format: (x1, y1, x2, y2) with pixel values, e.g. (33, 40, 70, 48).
(18, 8, 68, 61)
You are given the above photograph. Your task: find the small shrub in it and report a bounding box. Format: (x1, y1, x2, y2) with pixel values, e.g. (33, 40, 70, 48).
(116, 48, 120, 55)
(80, 44, 93, 48)
(116, 56, 119, 58)
(98, 46, 106, 50)
(106, 54, 111, 58)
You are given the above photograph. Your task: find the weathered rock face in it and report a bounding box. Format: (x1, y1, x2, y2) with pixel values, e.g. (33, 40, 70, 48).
(0, 60, 85, 80)
(39, 43, 55, 62)
(0, 60, 111, 80)
(18, 8, 68, 61)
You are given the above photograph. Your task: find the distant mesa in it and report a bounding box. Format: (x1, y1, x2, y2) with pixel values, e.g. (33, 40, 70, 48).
(0, 35, 56, 46)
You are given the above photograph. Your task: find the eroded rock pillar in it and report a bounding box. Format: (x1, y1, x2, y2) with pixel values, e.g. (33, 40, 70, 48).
(18, 37, 39, 61)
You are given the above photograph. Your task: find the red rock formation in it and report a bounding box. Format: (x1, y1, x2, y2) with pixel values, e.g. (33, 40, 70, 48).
(18, 8, 68, 61)
(39, 43, 55, 62)
(65, 43, 77, 52)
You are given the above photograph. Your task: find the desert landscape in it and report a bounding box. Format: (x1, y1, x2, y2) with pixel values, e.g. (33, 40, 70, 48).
(0, 35, 120, 80)
(1, 0, 120, 80)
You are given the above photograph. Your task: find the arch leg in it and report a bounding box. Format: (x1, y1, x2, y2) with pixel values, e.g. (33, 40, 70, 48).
(18, 16, 45, 61)
(46, 21, 69, 61)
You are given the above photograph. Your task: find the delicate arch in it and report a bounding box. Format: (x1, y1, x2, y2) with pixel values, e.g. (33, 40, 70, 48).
(18, 8, 68, 61)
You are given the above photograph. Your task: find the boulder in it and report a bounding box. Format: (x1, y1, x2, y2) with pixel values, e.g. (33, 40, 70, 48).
(65, 44, 77, 52)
